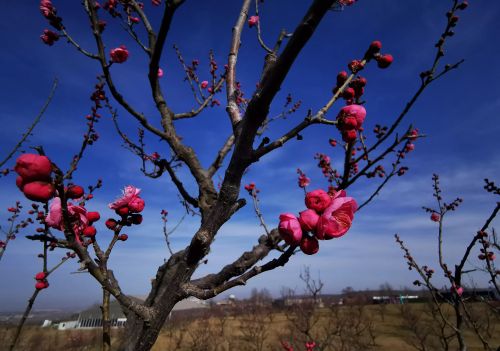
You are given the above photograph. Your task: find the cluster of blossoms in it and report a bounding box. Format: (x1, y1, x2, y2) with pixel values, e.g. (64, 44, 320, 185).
(34, 271, 49, 290)
(297, 169, 311, 189)
(15, 154, 55, 202)
(109, 185, 145, 216)
(278, 189, 357, 255)
(105, 185, 146, 241)
(333, 71, 367, 104)
(335, 104, 366, 143)
(39, 0, 62, 46)
(347, 40, 393, 75)
(45, 195, 101, 244)
(369, 41, 393, 69)
(477, 231, 496, 262)
(14, 153, 146, 245)
(244, 182, 259, 194)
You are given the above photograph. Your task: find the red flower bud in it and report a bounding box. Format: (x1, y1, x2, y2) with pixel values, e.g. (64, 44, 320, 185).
(348, 60, 364, 73)
(343, 116, 358, 130)
(35, 281, 49, 290)
(342, 87, 355, 100)
(342, 130, 357, 143)
(86, 211, 100, 223)
(368, 40, 382, 54)
(131, 214, 143, 225)
(376, 54, 393, 69)
(67, 185, 84, 199)
(35, 272, 47, 281)
(430, 213, 440, 222)
(23, 181, 55, 202)
(110, 45, 129, 63)
(336, 71, 348, 86)
(116, 206, 130, 216)
(105, 219, 118, 230)
(14, 154, 52, 182)
(83, 226, 97, 237)
(119, 234, 128, 241)
(300, 236, 319, 255)
(299, 210, 320, 232)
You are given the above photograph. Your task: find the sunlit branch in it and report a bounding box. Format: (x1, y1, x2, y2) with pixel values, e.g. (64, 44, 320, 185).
(226, 0, 251, 128)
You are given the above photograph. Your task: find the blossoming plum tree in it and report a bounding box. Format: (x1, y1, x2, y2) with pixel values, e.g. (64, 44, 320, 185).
(4, 0, 471, 350)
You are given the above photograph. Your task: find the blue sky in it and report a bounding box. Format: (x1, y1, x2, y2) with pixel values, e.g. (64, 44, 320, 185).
(0, 1, 499, 312)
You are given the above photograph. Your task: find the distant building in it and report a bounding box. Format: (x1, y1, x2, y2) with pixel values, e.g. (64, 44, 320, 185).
(216, 294, 237, 306)
(57, 320, 79, 330)
(372, 295, 420, 304)
(77, 301, 127, 329)
(42, 296, 209, 329)
(273, 295, 324, 308)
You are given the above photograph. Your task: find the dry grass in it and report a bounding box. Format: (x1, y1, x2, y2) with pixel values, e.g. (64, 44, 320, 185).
(1, 303, 498, 351)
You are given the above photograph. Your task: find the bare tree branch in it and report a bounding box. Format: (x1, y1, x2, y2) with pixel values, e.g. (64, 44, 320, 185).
(226, 0, 251, 128)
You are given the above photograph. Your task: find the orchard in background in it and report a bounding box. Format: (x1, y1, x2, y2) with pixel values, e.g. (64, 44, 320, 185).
(1, 1, 494, 351)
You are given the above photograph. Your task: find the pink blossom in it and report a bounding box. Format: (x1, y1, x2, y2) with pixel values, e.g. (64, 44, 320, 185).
(110, 45, 129, 63)
(158, 68, 164, 78)
(278, 213, 302, 246)
(337, 104, 366, 131)
(109, 185, 145, 213)
(201, 81, 209, 89)
(451, 284, 464, 297)
(151, 0, 161, 5)
(128, 197, 145, 212)
(46, 197, 89, 236)
(305, 189, 332, 213)
(316, 192, 357, 239)
(248, 16, 259, 28)
(298, 209, 319, 232)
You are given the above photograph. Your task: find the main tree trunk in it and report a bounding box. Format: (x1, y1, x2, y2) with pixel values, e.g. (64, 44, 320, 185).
(120, 299, 177, 351)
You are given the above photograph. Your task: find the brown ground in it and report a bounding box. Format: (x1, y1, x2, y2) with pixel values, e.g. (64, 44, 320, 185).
(1, 303, 498, 351)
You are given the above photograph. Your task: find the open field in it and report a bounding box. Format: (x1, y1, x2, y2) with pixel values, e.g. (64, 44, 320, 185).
(1, 303, 498, 351)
